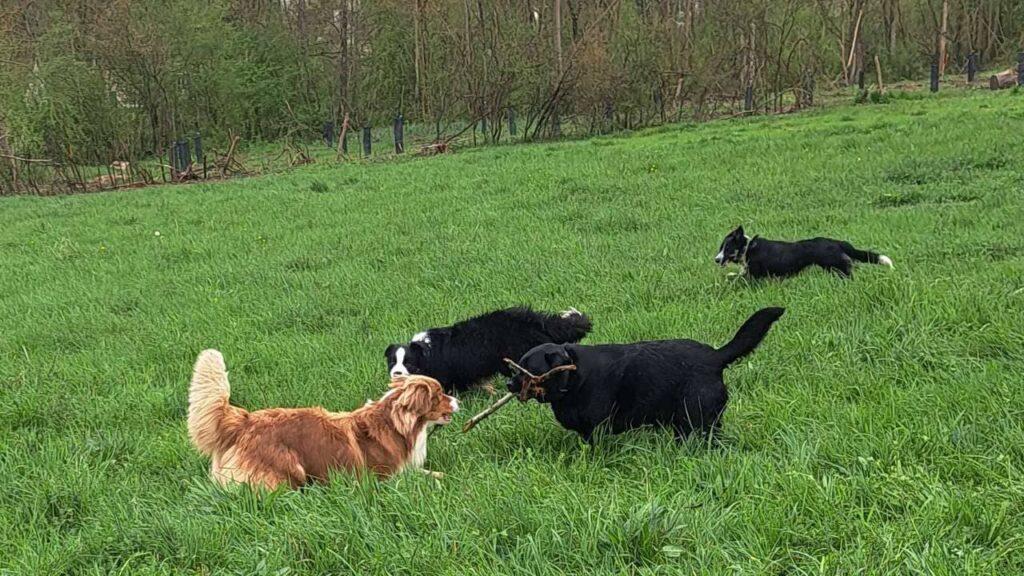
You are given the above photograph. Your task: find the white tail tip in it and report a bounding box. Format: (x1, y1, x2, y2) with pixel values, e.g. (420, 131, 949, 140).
(561, 307, 581, 318)
(196, 349, 226, 370)
(878, 255, 893, 268)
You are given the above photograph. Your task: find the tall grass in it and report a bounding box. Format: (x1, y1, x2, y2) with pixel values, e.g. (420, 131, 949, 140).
(1, 91, 1022, 574)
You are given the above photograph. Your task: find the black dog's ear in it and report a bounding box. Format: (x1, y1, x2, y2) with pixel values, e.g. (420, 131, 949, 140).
(563, 344, 578, 364)
(735, 225, 745, 238)
(544, 344, 574, 367)
(385, 343, 399, 358)
(409, 340, 428, 355)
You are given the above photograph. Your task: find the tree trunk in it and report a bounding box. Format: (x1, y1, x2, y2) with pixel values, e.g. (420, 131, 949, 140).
(349, 0, 359, 122)
(414, 0, 423, 116)
(336, 112, 349, 159)
(937, 0, 949, 76)
(553, 0, 562, 78)
(874, 53, 884, 91)
(566, 0, 580, 41)
(883, 0, 898, 52)
(685, 0, 695, 52)
(463, 0, 473, 122)
(294, 0, 317, 105)
(336, 0, 349, 119)
(845, 4, 864, 85)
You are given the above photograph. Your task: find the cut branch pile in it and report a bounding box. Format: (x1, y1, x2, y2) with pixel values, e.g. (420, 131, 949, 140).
(213, 135, 249, 177)
(417, 141, 450, 156)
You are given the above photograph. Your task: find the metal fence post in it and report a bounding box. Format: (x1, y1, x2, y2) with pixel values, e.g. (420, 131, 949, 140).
(362, 125, 371, 157)
(743, 85, 753, 112)
(967, 51, 977, 83)
(930, 55, 940, 92)
(393, 114, 404, 154)
(193, 131, 203, 164)
(323, 121, 335, 147)
(172, 140, 187, 173)
(1018, 50, 1024, 86)
(508, 109, 517, 137)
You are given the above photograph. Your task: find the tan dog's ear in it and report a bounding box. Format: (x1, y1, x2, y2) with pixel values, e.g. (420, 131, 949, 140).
(390, 380, 432, 435)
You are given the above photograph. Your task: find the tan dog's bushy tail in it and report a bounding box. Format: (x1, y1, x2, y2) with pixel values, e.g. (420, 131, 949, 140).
(188, 349, 245, 456)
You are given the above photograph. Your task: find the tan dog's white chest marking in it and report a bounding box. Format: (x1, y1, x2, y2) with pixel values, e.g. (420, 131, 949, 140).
(410, 427, 429, 469)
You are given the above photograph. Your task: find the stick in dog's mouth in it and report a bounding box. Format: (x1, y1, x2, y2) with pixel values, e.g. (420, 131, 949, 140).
(461, 392, 515, 432)
(461, 358, 577, 433)
(504, 357, 577, 402)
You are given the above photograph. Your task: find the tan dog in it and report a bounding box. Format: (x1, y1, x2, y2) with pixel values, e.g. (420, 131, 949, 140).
(188, 350, 458, 490)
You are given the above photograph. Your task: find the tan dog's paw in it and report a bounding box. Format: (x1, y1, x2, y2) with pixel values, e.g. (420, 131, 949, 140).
(422, 469, 445, 480)
(478, 381, 497, 396)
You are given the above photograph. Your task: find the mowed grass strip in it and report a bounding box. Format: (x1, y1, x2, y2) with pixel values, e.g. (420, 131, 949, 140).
(1, 91, 1023, 574)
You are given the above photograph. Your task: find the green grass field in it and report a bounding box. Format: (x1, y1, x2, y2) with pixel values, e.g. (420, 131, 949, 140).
(2, 91, 1023, 574)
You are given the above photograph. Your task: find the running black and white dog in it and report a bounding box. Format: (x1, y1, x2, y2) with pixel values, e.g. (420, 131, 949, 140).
(508, 307, 784, 443)
(385, 306, 593, 394)
(715, 226, 893, 279)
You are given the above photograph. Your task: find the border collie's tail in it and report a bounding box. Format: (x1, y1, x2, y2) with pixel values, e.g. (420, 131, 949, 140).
(838, 242, 893, 268)
(550, 307, 593, 342)
(188, 349, 245, 456)
(716, 307, 785, 367)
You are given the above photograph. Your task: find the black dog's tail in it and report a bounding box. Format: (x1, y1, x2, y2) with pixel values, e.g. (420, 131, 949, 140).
(716, 307, 785, 367)
(547, 307, 593, 343)
(838, 241, 893, 268)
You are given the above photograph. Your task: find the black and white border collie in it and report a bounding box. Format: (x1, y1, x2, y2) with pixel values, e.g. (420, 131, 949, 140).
(508, 307, 785, 443)
(715, 226, 893, 279)
(385, 306, 593, 394)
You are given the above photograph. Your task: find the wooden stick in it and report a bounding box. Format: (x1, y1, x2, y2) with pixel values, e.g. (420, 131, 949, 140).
(504, 357, 577, 401)
(0, 153, 58, 165)
(221, 135, 239, 178)
(462, 392, 515, 432)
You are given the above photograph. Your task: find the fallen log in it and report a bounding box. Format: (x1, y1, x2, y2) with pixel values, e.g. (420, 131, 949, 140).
(989, 68, 1018, 90)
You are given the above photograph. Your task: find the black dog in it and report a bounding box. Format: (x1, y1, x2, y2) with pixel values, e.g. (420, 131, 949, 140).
(386, 306, 592, 393)
(715, 226, 893, 279)
(508, 307, 784, 442)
